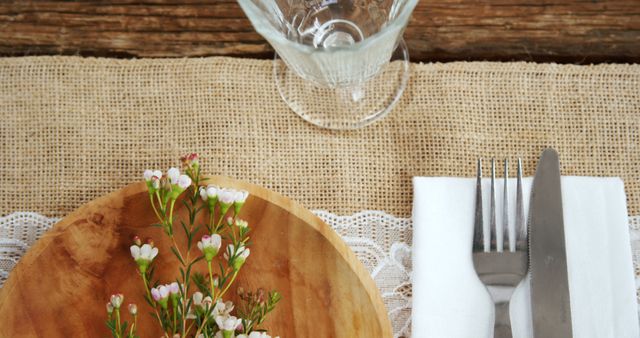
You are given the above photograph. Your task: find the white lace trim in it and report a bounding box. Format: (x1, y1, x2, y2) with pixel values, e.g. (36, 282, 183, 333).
(2, 211, 640, 338)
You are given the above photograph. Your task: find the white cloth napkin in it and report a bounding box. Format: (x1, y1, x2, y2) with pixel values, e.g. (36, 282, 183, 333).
(412, 176, 639, 338)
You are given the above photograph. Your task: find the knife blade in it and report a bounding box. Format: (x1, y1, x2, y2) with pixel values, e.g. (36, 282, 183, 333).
(529, 148, 573, 338)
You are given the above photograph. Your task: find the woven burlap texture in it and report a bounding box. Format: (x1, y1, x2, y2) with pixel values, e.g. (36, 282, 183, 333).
(1, 56, 639, 218)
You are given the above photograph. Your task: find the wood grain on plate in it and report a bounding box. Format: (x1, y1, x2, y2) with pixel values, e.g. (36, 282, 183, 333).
(0, 0, 638, 63)
(0, 176, 392, 337)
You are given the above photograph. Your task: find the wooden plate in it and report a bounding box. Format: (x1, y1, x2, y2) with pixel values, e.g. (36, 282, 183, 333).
(0, 176, 392, 337)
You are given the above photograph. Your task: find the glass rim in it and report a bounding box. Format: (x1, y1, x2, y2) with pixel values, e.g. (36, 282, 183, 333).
(237, 0, 418, 54)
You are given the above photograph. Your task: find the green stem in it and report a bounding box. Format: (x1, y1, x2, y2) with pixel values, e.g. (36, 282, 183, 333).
(141, 273, 165, 332)
(168, 199, 176, 224)
(115, 309, 121, 338)
(214, 211, 226, 233)
(172, 302, 177, 335)
(208, 261, 215, 298)
(209, 209, 215, 233)
(141, 273, 151, 300)
(149, 194, 163, 221)
(129, 315, 136, 338)
(170, 235, 185, 265)
(155, 190, 164, 214)
(217, 270, 239, 301)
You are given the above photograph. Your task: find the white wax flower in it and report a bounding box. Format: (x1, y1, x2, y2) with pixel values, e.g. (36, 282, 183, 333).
(151, 285, 171, 307)
(110, 294, 124, 309)
(197, 234, 222, 262)
(158, 285, 170, 298)
(225, 244, 250, 270)
(248, 332, 272, 338)
(234, 190, 249, 204)
(150, 288, 161, 301)
(143, 169, 162, 181)
(192, 291, 212, 308)
(215, 315, 242, 332)
(177, 174, 192, 189)
(130, 243, 159, 262)
(143, 170, 154, 181)
(218, 188, 236, 205)
(167, 167, 181, 184)
(211, 299, 234, 318)
(169, 282, 180, 295)
(206, 186, 218, 198)
(130, 243, 158, 273)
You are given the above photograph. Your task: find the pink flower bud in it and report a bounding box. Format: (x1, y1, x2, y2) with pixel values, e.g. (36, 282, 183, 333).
(132, 235, 142, 246)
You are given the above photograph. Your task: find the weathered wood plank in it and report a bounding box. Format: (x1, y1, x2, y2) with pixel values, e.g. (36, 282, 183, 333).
(0, 0, 639, 63)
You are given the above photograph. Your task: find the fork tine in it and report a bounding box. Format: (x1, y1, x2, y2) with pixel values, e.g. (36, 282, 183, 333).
(501, 159, 509, 252)
(473, 159, 485, 251)
(490, 158, 497, 251)
(515, 158, 526, 250)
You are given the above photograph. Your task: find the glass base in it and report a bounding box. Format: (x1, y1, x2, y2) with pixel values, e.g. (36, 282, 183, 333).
(273, 39, 410, 130)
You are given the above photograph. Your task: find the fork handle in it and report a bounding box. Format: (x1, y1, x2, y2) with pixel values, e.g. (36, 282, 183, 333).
(494, 301, 512, 338)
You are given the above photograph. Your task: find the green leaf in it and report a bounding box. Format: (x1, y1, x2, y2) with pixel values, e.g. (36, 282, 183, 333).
(171, 247, 185, 265)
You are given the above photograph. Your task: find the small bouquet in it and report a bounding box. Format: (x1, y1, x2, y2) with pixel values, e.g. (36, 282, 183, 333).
(105, 154, 280, 338)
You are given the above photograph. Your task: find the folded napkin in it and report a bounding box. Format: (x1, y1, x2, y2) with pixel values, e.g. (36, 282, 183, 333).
(412, 176, 639, 338)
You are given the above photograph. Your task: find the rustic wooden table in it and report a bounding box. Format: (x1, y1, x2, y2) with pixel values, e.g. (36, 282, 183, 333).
(1, 1, 639, 63)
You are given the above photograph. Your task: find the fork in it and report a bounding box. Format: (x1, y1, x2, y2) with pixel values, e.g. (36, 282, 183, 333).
(472, 158, 528, 338)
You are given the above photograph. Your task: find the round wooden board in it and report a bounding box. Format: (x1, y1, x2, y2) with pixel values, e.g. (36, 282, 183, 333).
(0, 176, 392, 337)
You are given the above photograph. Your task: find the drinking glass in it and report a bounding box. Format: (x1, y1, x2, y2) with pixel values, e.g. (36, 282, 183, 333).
(238, 0, 418, 129)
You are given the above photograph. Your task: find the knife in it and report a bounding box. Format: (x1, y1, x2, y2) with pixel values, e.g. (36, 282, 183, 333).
(529, 148, 573, 337)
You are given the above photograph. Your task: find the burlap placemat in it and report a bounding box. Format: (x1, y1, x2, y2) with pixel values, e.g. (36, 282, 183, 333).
(1, 56, 638, 218)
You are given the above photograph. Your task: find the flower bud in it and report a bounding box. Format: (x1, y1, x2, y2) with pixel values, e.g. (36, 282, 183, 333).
(151, 176, 161, 190)
(110, 294, 124, 309)
(236, 219, 248, 229)
(257, 288, 265, 303)
(212, 274, 220, 288)
(106, 302, 114, 314)
(132, 235, 142, 246)
(146, 238, 155, 246)
(128, 303, 137, 315)
(236, 286, 245, 297)
(181, 153, 199, 173)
